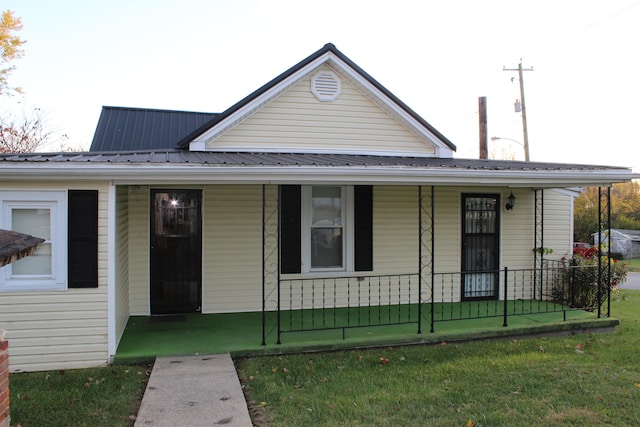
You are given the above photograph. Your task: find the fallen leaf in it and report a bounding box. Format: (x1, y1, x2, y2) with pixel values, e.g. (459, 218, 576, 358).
(379, 358, 390, 364)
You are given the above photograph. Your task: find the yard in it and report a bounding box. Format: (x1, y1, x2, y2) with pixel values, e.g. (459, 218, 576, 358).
(236, 289, 640, 426)
(624, 257, 640, 272)
(7, 289, 640, 427)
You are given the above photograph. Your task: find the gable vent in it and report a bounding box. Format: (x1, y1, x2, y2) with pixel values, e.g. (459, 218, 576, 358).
(311, 70, 342, 102)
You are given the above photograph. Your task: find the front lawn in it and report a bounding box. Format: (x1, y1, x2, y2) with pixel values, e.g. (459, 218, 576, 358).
(623, 257, 640, 272)
(236, 291, 640, 426)
(9, 364, 151, 427)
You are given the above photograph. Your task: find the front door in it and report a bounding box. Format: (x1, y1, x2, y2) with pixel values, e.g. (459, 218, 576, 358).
(461, 194, 499, 300)
(150, 190, 202, 314)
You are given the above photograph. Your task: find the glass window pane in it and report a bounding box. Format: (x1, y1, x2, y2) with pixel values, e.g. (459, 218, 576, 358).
(154, 192, 199, 237)
(12, 208, 50, 240)
(12, 243, 52, 275)
(11, 208, 52, 275)
(311, 228, 343, 268)
(312, 187, 342, 226)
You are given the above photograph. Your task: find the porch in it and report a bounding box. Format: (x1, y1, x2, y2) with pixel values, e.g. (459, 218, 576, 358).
(114, 305, 615, 364)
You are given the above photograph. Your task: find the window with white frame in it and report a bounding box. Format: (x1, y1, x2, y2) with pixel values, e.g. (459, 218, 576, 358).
(301, 186, 354, 272)
(0, 191, 67, 291)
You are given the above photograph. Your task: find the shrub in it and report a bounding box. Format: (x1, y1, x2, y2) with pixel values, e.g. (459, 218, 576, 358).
(554, 249, 628, 310)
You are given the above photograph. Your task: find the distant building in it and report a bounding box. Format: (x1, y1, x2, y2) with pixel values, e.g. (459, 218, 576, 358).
(593, 229, 640, 259)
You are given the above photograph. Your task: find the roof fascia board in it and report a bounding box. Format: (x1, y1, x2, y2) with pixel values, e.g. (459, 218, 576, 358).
(0, 164, 631, 187)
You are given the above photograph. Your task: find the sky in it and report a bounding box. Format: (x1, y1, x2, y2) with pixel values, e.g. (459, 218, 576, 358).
(2, 0, 639, 172)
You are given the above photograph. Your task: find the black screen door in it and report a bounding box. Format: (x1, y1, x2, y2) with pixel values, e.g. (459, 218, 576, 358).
(150, 190, 202, 314)
(461, 194, 499, 300)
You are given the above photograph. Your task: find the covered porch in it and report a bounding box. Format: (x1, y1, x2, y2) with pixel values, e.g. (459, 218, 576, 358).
(111, 180, 618, 362)
(114, 303, 615, 364)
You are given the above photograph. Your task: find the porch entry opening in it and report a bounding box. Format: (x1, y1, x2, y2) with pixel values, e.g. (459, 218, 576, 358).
(150, 190, 202, 315)
(462, 194, 499, 300)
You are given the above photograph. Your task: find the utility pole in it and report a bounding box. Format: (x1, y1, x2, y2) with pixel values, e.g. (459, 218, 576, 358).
(478, 96, 488, 159)
(503, 61, 534, 161)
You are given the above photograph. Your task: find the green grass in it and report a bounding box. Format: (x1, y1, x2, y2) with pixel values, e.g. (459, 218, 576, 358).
(9, 364, 151, 427)
(623, 257, 640, 272)
(236, 290, 640, 426)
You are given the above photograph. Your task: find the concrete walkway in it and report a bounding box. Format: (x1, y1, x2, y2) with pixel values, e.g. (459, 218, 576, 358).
(134, 354, 252, 427)
(620, 271, 640, 290)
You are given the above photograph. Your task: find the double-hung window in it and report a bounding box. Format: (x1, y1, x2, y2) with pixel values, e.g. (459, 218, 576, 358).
(281, 185, 372, 275)
(0, 191, 67, 290)
(0, 190, 99, 291)
(302, 186, 354, 273)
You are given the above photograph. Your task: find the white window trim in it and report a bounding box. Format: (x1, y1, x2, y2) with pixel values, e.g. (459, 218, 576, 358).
(0, 191, 67, 291)
(301, 185, 354, 274)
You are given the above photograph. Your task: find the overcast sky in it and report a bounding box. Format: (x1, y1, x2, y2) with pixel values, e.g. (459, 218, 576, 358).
(2, 0, 639, 172)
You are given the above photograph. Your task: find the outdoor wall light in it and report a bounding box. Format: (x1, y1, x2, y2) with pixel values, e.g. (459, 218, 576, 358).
(505, 192, 516, 211)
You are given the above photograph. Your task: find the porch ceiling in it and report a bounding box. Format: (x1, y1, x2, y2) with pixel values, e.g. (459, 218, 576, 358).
(0, 150, 632, 187)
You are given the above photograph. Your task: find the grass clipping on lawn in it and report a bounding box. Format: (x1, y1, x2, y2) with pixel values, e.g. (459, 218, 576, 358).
(236, 290, 640, 427)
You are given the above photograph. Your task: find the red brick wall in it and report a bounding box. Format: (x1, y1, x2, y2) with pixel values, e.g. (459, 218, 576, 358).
(0, 341, 9, 427)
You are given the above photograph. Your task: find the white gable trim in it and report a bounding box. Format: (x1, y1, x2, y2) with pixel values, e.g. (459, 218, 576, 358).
(189, 52, 453, 158)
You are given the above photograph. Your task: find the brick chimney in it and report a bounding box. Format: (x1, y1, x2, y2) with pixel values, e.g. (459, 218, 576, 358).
(0, 340, 9, 427)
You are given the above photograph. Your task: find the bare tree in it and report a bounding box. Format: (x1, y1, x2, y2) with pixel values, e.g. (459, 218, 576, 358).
(0, 107, 54, 153)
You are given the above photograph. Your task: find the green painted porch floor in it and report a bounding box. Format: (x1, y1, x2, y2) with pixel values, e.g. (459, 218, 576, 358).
(114, 306, 618, 364)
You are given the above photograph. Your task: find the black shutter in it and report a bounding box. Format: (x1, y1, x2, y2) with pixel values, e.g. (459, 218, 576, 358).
(280, 185, 301, 274)
(68, 190, 99, 288)
(354, 185, 373, 271)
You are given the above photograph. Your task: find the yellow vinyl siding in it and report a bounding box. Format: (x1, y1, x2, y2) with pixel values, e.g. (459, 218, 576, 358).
(539, 190, 573, 259)
(119, 185, 573, 318)
(0, 181, 109, 372)
(202, 185, 262, 313)
(128, 186, 149, 315)
(373, 186, 419, 274)
(501, 189, 536, 270)
(207, 65, 436, 156)
(114, 186, 130, 344)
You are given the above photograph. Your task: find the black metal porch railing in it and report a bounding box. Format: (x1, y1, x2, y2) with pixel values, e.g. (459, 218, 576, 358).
(272, 263, 609, 342)
(278, 273, 421, 341)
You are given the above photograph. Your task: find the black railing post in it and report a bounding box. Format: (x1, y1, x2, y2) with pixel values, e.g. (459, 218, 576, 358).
(276, 186, 282, 345)
(607, 186, 612, 317)
(418, 186, 422, 334)
(261, 184, 266, 346)
(430, 186, 436, 334)
(597, 187, 603, 319)
(503, 267, 508, 327)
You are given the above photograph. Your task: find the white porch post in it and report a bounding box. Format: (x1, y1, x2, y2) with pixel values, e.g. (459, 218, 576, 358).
(107, 182, 117, 363)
